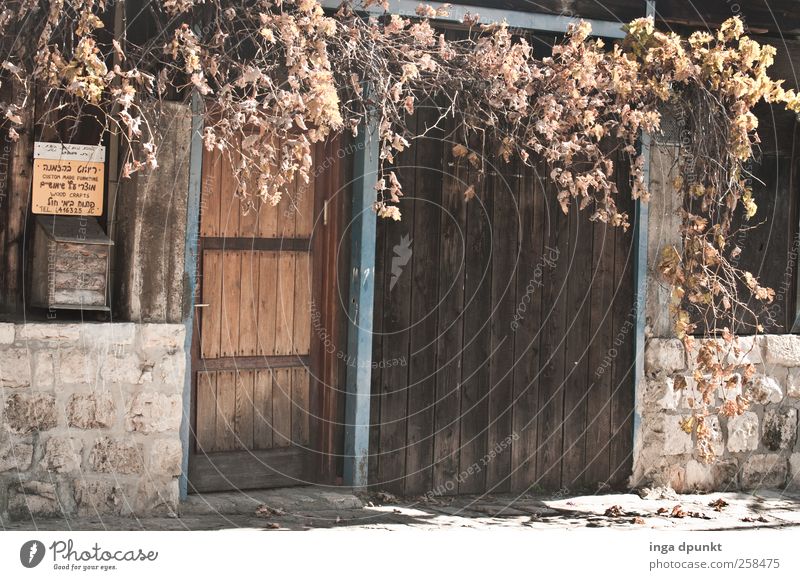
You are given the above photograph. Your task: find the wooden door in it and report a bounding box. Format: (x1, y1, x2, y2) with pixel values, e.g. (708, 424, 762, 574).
(189, 140, 344, 493)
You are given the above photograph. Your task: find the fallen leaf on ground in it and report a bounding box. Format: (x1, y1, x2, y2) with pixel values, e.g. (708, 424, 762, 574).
(604, 505, 624, 517)
(671, 505, 687, 518)
(741, 516, 768, 523)
(709, 498, 729, 511)
(256, 504, 287, 517)
(630, 516, 645, 525)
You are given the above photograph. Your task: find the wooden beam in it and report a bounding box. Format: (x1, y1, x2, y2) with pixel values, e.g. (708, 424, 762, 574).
(632, 0, 656, 468)
(343, 124, 378, 488)
(319, 0, 628, 38)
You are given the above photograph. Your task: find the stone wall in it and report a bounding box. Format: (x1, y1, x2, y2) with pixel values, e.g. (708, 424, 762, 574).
(0, 322, 185, 520)
(633, 335, 800, 492)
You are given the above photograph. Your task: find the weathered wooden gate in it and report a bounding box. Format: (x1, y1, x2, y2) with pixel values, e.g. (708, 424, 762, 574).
(369, 109, 636, 495)
(189, 139, 347, 492)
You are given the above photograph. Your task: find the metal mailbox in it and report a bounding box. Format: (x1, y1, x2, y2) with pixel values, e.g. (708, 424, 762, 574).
(30, 215, 113, 311)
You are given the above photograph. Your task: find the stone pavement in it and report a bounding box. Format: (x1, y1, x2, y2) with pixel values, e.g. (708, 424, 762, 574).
(2, 486, 800, 531)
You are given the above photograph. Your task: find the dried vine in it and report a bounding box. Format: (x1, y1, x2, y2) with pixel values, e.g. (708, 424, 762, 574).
(2, 1, 799, 462)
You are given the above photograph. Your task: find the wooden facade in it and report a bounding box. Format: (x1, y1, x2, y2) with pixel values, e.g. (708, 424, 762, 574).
(366, 107, 637, 495)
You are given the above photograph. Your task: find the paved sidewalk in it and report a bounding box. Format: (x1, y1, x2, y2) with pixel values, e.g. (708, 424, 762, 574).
(3, 486, 800, 531)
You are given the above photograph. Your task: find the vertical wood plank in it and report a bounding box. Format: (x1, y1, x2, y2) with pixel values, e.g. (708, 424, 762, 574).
(458, 161, 492, 495)
(258, 198, 279, 238)
(238, 249, 259, 356)
(292, 368, 311, 446)
(276, 174, 298, 238)
(376, 124, 416, 494)
(4, 79, 33, 315)
(253, 369, 274, 450)
(257, 252, 278, 356)
(293, 252, 312, 355)
(585, 218, 615, 484)
(486, 165, 518, 493)
(536, 162, 569, 490)
(199, 148, 221, 236)
(368, 198, 387, 486)
(511, 162, 547, 492)
(609, 154, 636, 487)
(561, 198, 593, 488)
(403, 110, 443, 496)
(272, 368, 293, 448)
(195, 371, 217, 452)
(200, 250, 223, 359)
(220, 250, 242, 357)
(432, 127, 466, 493)
(214, 370, 237, 452)
(295, 162, 315, 237)
(275, 253, 296, 355)
(220, 151, 241, 238)
(234, 370, 255, 450)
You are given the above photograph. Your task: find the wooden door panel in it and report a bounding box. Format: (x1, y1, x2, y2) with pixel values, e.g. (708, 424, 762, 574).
(256, 252, 278, 356)
(200, 250, 222, 359)
(191, 138, 344, 493)
(253, 369, 274, 450)
(196, 368, 312, 454)
(238, 250, 260, 356)
(220, 250, 241, 357)
(275, 253, 296, 356)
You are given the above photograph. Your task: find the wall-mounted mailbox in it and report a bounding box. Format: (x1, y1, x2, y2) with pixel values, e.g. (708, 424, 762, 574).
(31, 216, 113, 311)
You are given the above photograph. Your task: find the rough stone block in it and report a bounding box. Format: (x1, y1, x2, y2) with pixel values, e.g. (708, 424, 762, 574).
(762, 408, 798, 451)
(81, 323, 136, 347)
(645, 339, 686, 375)
(74, 480, 129, 516)
(0, 433, 34, 472)
(66, 391, 116, 429)
(125, 392, 182, 433)
(40, 437, 83, 473)
(683, 459, 738, 492)
(3, 393, 57, 434)
(150, 439, 183, 476)
(136, 478, 179, 515)
(705, 415, 724, 457)
(740, 454, 788, 489)
(58, 347, 97, 384)
(728, 411, 759, 453)
(663, 415, 693, 455)
(717, 373, 743, 402)
(787, 369, 800, 398)
(139, 324, 186, 355)
(100, 353, 149, 384)
(727, 336, 763, 365)
(32, 350, 55, 388)
(0, 323, 14, 345)
(0, 347, 32, 388)
(88, 437, 144, 474)
(17, 323, 81, 342)
(152, 351, 186, 385)
(790, 453, 800, 490)
(8, 481, 62, 519)
(765, 335, 800, 366)
(748, 375, 783, 405)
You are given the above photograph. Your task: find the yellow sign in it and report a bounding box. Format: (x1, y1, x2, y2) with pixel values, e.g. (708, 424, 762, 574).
(32, 142, 105, 216)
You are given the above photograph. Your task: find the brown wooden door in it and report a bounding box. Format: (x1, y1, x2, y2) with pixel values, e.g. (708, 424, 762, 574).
(189, 140, 343, 493)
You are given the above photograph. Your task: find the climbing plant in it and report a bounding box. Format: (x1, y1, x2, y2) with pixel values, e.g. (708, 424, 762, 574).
(2, 0, 799, 462)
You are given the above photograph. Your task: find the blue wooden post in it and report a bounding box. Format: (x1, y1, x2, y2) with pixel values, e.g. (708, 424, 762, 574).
(632, 0, 656, 453)
(179, 92, 205, 500)
(343, 124, 378, 488)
